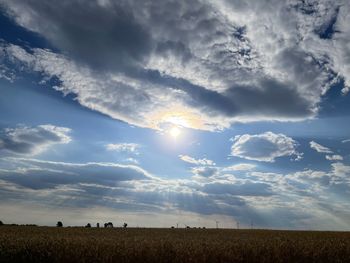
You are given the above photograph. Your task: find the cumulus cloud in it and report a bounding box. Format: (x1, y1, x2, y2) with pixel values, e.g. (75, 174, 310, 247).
(309, 141, 333, 153)
(179, 155, 215, 166)
(106, 143, 140, 154)
(0, 125, 71, 155)
(230, 132, 302, 162)
(0, 0, 349, 130)
(326, 155, 343, 161)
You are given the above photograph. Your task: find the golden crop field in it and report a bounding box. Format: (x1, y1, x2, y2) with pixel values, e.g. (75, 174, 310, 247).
(1, 226, 350, 263)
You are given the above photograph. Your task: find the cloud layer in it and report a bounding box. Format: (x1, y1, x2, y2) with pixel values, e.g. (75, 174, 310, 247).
(1, 156, 350, 229)
(1, 0, 349, 130)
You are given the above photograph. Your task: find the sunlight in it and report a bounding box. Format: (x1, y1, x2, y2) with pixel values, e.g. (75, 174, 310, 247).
(169, 126, 181, 138)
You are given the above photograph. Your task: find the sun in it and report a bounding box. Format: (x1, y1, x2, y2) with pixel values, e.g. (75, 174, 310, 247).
(169, 126, 181, 138)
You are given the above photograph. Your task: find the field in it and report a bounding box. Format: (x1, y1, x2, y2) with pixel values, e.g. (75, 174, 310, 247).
(1, 226, 350, 263)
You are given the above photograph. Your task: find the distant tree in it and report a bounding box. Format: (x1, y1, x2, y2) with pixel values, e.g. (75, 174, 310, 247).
(104, 222, 113, 228)
(96, 223, 100, 228)
(0, 220, 3, 226)
(85, 223, 91, 228)
(123, 223, 127, 228)
(171, 226, 175, 229)
(56, 221, 63, 227)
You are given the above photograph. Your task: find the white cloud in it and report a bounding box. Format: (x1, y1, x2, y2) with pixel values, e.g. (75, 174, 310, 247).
(331, 162, 350, 179)
(0, 124, 71, 155)
(231, 132, 301, 162)
(179, 155, 215, 166)
(342, 139, 350, 143)
(326, 155, 343, 161)
(222, 163, 256, 171)
(309, 141, 333, 153)
(124, 158, 139, 164)
(106, 143, 140, 154)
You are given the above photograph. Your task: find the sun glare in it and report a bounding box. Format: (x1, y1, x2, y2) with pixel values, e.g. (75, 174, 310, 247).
(169, 126, 181, 138)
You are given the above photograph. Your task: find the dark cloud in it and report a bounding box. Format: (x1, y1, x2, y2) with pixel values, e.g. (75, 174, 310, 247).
(0, 159, 152, 189)
(0, 125, 71, 155)
(1, 0, 153, 72)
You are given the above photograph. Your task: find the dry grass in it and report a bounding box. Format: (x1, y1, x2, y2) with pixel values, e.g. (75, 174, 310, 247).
(1, 226, 350, 263)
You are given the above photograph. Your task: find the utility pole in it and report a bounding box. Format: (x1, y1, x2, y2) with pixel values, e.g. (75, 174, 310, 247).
(176, 223, 178, 229)
(236, 221, 239, 229)
(250, 221, 253, 229)
(215, 221, 219, 229)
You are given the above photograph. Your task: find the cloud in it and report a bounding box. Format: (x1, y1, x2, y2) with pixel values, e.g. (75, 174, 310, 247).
(191, 166, 218, 178)
(1, 0, 349, 130)
(1, 156, 350, 229)
(222, 163, 256, 171)
(106, 143, 140, 154)
(0, 158, 153, 189)
(326, 155, 343, 161)
(230, 132, 302, 162)
(331, 162, 350, 179)
(125, 158, 139, 164)
(179, 155, 215, 166)
(309, 141, 333, 153)
(342, 139, 350, 143)
(0, 124, 71, 155)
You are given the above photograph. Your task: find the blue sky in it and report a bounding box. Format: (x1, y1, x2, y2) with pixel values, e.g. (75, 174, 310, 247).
(1, 0, 350, 230)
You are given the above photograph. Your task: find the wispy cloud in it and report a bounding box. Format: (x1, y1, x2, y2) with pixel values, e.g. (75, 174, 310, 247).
(179, 155, 215, 166)
(310, 141, 333, 153)
(106, 143, 140, 154)
(326, 155, 343, 161)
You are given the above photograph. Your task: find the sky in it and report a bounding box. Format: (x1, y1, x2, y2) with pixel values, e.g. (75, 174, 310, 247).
(0, 0, 350, 230)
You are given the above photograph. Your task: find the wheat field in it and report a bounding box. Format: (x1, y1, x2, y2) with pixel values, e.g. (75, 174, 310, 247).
(1, 226, 350, 263)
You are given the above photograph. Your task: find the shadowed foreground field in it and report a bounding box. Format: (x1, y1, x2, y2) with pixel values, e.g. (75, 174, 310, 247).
(1, 226, 350, 263)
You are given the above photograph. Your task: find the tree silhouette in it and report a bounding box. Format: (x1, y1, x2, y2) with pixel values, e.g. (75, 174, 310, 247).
(96, 223, 100, 228)
(85, 223, 91, 228)
(123, 223, 127, 228)
(56, 221, 63, 227)
(0, 220, 3, 226)
(104, 222, 113, 228)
